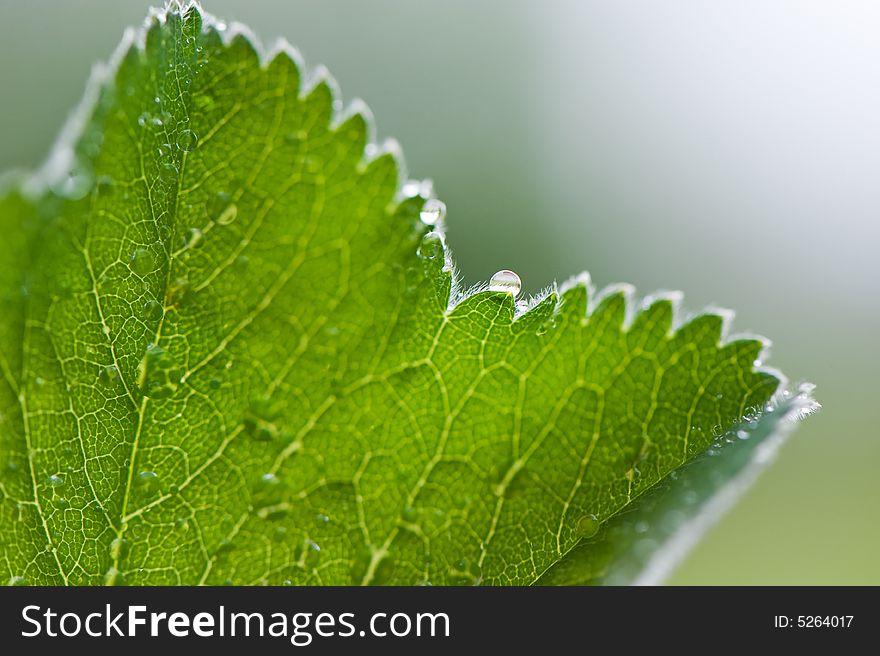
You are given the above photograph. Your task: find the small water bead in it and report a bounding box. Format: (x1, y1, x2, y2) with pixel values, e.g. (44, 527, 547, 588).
(184, 227, 204, 249)
(9, 576, 26, 586)
(136, 470, 159, 492)
(401, 506, 418, 523)
(419, 199, 446, 226)
(98, 364, 120, 385)
(157, 143, 173, 159)
(417, 232, 444, 261)
(575, 514, 600, 538)
(143, 299, 165, 322)
(46, 474, 64, 488)
(109, 537, 130, 560)
(158, 162, 178, 185)
(137, 343, 179, 399)
(488, 269, 522, 297)
(206, 191, 238, 225)
(177, 129, 198, 152)
(129, 248, 156, 276)
(103, 567, 127, 586)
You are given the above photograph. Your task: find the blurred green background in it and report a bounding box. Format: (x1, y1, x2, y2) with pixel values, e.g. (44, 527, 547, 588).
(1, 0, 876, 584)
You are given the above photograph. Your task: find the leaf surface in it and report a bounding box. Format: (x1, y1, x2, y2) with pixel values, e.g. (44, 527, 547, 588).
(0, 5, 805, 585)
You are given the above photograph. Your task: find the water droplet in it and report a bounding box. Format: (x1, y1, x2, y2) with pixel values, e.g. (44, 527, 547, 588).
(736, 429, 750, 440)
(401, 506, 418, 523)
(417, 232, 444, 261)
(157, 143, 173, 159)
(9, 575, 26, 586)
(488, 269, 522, 297)
(98, 364, 120, 385)
(575, 514, 600, 538)
(184, 227, 204, 249)
(110, 537, 129, 560)
(136, 470, 159, 492)
(129, 248, 155, 276)
(46, 474, 64, 488)
(315, 513, 330, 525)
(136, 343, 179, 399)
(419, 199, 446, 226)
(206, 191, 238, 225)
(138, 112, 151, 127)
(634, 520, 649, 534)
(143, 299, 165, 322)
(55, 497, 69, 509)
(158, 162, 178, 184)
(177, 129, 198, 152)
(103, 567, 127, 586)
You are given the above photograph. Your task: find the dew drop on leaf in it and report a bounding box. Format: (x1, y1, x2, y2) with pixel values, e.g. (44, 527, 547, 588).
(417, 232, 444, 261)
(419, 198, 446, 226)
(46, 474, 64, 488)
(110, 537, 129, 560)
(488, 269, 522, 296)
(184, 227, 204, 249)
(177, 128, 198, 152)
(142, 299, 165, 322)
(207, 191, 237, 225)
(129, 248, 155, 276)
(103, 567, 127, 586)
(158, 162, 178, 184)
(137, 343, 179, 398)
(575, 514, 600, 538)
(136, 470, 159, 491)
(98, 364, 120, 385)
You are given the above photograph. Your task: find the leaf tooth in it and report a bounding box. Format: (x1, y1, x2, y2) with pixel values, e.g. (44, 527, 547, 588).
(587, 283, 635, 331)
(266, 47, 302, 100)
(333, 107, 369, 160)
(226, 32, 260, 67)
(628, 297, 675, 346)
(673, 312, 726, 347)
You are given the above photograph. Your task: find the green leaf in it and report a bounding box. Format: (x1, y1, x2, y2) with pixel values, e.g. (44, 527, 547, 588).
(536, 390, 817, 585)
(0, 4, 812, 586)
